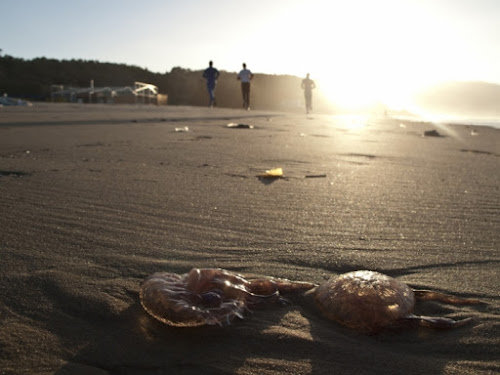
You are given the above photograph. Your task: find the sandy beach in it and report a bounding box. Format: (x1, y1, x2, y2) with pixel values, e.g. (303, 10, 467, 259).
(0, 103, 499, 375)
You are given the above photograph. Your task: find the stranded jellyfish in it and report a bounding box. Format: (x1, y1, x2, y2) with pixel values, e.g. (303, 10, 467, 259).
(140, 268, 316, 327)
(312, 270, 481, 333)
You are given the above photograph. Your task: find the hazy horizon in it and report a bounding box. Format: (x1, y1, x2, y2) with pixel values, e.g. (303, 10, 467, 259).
(2, 53, 500, 127)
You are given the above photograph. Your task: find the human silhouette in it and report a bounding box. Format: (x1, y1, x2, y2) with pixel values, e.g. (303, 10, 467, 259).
(203, 60, 220, 107)
(301, 73, 316, 114)
(237, 63, 253, 110)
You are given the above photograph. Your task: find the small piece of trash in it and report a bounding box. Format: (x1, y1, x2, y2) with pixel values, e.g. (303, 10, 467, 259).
(258, 167, 284, 179)
(175, 126, 189, 132)
(470, 129, 479, 136)
(226, 123, 254, 129)
(423, 129, 442, 137)
(399, 123, 406, 128)
(305, 174, 327, 178)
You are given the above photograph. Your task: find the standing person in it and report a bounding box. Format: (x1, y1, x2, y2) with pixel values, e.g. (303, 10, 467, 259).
(301, 73, 316, 114)
(203, 60, 220, 107)
(237, 63, 253, 110)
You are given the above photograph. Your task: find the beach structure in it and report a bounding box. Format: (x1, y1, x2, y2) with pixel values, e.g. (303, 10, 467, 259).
(50, 81, 167, 105)
(0, 93, 33, 106)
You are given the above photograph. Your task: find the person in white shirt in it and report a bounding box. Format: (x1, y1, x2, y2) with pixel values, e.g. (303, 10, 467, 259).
(237, 63, 253, 110)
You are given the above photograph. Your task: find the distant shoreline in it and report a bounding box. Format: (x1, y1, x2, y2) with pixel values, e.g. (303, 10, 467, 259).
(2, 101, 499, 131)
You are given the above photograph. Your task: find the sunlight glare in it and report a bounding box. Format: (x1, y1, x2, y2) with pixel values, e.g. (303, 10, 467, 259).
(330, 114, 369, 130)
(270, 0, 460, 112)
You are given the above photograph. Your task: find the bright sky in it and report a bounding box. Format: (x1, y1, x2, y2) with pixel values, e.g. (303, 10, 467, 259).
(2, 0, 500, 109)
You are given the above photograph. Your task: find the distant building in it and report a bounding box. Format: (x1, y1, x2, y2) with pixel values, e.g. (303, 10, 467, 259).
(50, 81, 167, 105)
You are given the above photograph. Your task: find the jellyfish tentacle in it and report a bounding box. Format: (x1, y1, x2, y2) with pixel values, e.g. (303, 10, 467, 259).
(402, 314, 474, 329)
(272, 279, 318, 294)
(413, 290, 482, 305)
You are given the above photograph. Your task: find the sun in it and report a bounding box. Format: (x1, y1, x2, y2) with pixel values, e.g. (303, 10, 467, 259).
(318, 75, 380, 111)
(310, 54, 437, 113)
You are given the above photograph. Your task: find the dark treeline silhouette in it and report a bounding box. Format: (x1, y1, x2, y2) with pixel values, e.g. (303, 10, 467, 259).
(0, 55, 311, 111)
(0, 55, 167, 102)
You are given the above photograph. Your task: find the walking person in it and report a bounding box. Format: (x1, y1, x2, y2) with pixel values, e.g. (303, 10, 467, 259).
(237, 63, 253, 110)
(203, 60, 220, 107)
(301, 73, 316, 114)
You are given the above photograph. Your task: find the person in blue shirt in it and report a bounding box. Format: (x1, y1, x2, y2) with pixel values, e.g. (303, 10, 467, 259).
(203, 61, 220, 107)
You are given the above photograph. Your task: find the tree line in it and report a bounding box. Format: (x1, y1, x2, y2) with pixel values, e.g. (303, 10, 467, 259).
(0, 54, 326, 111)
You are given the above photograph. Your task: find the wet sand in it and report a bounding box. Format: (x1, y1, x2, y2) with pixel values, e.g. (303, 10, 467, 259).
(0, 103, 499, 375)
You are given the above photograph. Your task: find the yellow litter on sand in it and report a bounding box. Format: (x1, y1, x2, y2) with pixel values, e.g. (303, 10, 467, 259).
(258, 168, 284, 178)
